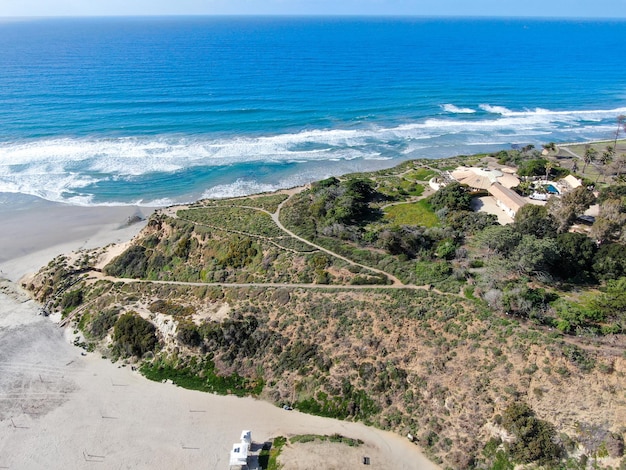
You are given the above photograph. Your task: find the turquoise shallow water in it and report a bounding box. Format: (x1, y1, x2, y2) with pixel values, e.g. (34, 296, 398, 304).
(1, 17, 625, 205)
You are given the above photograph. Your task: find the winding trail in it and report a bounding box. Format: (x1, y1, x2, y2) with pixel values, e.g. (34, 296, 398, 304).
(172, 186, 405, 285)
(269, 188, 405, 286)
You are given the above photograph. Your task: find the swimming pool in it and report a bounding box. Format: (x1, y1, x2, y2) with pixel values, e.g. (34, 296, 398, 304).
(545, 184, 559, 194)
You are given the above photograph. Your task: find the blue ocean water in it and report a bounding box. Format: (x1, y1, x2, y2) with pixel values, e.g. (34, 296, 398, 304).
(0, 16, 625, 205)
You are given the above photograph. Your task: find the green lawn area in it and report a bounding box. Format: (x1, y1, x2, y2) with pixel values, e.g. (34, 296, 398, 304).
(406, 168, 436, 181)
(384, 200, 439, 227)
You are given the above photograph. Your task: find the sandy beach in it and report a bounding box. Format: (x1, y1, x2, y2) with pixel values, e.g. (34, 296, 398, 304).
(0, 196, 437, 470)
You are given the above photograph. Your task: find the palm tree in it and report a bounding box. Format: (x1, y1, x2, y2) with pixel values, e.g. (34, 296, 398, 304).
(613, 153, 626, 181)
(597, 146, 616, 183)
(614, 115, 626, 149)
(542, 142, 557, 154)
(582, 145, 598, 174)
(545, 161, 554, 180)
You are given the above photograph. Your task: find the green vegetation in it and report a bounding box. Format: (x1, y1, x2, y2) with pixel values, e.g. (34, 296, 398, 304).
(408, 168, 436, 181)
(113, 312, 159, 358)
(141, 356, 264, 397)
(104, 245, 150, 278)
(429, 182, 472, 212)
(60, 288, 84, 316)
(384, 200, 438, 227)
(290, 433, 364, 447)
(295, 386, 379, 421)
(149, 299, 195, 317)
(501, 402, 561, 465)
(179, 206, 283, 237)
(258, 436, 286, 470)
(204, 193, 288, 212)
(89, 308, 119, 339)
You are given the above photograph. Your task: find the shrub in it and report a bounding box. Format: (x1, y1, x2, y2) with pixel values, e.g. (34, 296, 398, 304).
(502, 402, 561, 465)
(177, 322, 202, 347)
(113, 312, 158, 358)
(218, 236, 259, 268)
(105, 245, 149, 278)
(90, 308, 119, 339)
(149, 299, 195, 317)
(60, 289, 83, 310)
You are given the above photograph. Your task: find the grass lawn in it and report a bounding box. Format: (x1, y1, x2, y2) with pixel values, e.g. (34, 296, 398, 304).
(384, 200, 439, 227)
(407, 168, 436, 181)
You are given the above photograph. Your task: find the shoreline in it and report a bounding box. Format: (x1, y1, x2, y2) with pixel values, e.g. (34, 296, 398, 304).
(0, 195, 155, 282)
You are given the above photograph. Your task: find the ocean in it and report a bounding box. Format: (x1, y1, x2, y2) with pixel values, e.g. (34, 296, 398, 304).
(1, 16, 625, 206)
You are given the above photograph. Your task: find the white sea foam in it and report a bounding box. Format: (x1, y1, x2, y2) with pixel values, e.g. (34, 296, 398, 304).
(442, 104, 476, 114)
(480, 104, 513, 115)
(200, 179, 292, 200)
(1, 105, 623, 205)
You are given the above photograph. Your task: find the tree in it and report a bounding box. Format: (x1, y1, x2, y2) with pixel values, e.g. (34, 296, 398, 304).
(598, 184, 626, 203)
(614, 114, 626, 149)
(545, 160, 554, 180)
(514, 204, 557, 239)
(591, 198, 626, 243)
(429, 182, 472, 212)
(475, 225, 522, 257)
(114, 313, 158, 358)
(445, 210, 497, 234)
(593, 242, 626, 280)
(546, 186, 596, 233)
(582, 145, 598, 174)
(517, 159, 548, 177)
(309, 177, 377, 227)
(501, 402, 561, 465)
(554, 232, 597, 280)
(177, 322, 202, 347)
(542, 142, 557, 153)
(511, 235, 559, 275)
(598, 146, 616, 183)
(377, 225, 432, 258)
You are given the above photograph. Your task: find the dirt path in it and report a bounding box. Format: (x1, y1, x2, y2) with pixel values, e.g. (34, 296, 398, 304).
(166, 186, 405, 286)
(270, 189, 405, 286)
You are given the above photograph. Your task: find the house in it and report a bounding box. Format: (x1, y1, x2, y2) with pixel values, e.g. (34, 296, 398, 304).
(229, 443, 248, 467)
(561, 175, 582, 191)
(487, 183, 528, 218)
(229, 430, 252, 468)
(457, 174, 493, 190)
(450, 166, 519, 190)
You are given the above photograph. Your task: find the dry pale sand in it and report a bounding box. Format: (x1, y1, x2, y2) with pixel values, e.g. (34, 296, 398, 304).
(0, 196, 438, 469)
(0, 195, 153, 282)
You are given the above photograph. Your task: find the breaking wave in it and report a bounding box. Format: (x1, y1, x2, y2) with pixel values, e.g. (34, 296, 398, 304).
(442, 104, 476, 114)
(1, 105, 624, 205)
